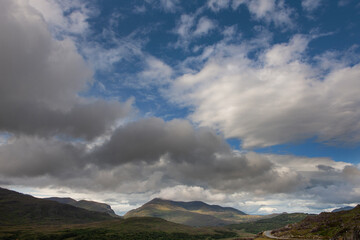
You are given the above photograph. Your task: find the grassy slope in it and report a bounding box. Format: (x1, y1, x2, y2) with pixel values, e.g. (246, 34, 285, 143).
(0, 217, 238, 240)
(228, 213, 310, 234)
(0, 187, 238, 239)
(0, 187, 113, 225)
(46, 197, 118, 217)
(272, 205, 360, 239)
(124, 198, 264, 226)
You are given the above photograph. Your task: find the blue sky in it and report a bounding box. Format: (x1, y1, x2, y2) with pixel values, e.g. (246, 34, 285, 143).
(1, 0, 360, 215)
(83, 0, 360, 162)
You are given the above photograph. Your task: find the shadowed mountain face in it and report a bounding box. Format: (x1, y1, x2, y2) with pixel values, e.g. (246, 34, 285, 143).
(124, 198, 263, 227)
(272, 205, 360, 239)
(332, 206, 354, 212)
(0, 187, 114, 225)
(46, 197, 118, 217)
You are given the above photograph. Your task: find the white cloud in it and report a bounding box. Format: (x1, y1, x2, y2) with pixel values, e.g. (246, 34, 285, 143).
(246, 0, 295, 29)
(258, 206, 278, 214)
(302, 0, 322, 12)
(137, 56, 173, 87)
(247, 0, 275, 18)
(155, 185, 227, 202)
(206, 0, 295, 29)
(175, 14, 196, 38)
(173, 12, 218, 48)
(28, 0, 96, 37)
(194, 17, 216, 36)
(159, 0, 180, 12)
(169, 34, 360, 148)
(207, 0, 231, 12)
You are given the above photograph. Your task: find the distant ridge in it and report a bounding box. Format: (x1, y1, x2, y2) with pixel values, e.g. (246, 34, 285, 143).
(148, 198, 246, 215)
(331, 206, 354, 212)
(125, 198, 263, 226)
(0, 187, 114, 225)
(46, 197, 118, 217)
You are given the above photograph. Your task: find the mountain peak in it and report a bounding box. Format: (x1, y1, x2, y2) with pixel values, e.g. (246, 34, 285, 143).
(45, 197, 118, 217)
(125, 198, 250, 226)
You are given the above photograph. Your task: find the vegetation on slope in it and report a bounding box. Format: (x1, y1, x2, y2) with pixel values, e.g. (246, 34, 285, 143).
(46, 197, 118, 217)
(228, 213, 310, 234)
(0, 187, 238, 240)
(124, 198, 263, 226)
(0, 217, 238, 240)
(0, 187, 113, 225)
(272, 205, 360, 239)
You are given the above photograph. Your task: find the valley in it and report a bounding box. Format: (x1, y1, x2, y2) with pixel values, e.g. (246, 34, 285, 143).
(0, 187, 359, 240)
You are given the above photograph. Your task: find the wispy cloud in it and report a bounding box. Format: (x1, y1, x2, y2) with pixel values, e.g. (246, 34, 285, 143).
(301, 0, 322, 12)
(173, 12, 218, 49)
(207, 0, 296, 29)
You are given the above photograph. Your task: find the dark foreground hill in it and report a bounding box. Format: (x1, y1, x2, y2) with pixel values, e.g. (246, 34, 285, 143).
(45, 197, 118, 217)
(271, 205, 360, 239)
(0, 187, 114, 225)
(124, 198, 264, 226)
(0, 187, 238, 239)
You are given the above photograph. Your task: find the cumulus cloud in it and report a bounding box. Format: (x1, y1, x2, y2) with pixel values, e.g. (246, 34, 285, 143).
(0, 0, 132, 139)
(93, 118, 229, 166)
(1, 116, 360, 213)
(2, 116, 358, 203)
(0, 136, 85, 178)
(169, 34, 360, 148)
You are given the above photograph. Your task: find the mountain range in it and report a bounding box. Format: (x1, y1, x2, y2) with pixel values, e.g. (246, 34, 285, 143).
(124, 198, 264, 226)
(0, 187, 113, 225)
(45, 197, 118, 217)
(0, 187, 238, 239)
(2, 186, 359, 239)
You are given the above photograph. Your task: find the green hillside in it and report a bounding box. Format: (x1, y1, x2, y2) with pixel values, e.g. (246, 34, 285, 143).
(228, 213, 310, 234)
(46, 197, 118, 217)
(0, 187, 238, 239)
(124, 198, 264, 226)
(271, 205, 360, 239)
(0, 217, 238, 240)
(0, 187, 114, 225)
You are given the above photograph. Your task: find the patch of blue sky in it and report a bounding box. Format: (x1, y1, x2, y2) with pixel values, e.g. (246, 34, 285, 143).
(0, 132, 12, 146)
(254, 137, 360, 164)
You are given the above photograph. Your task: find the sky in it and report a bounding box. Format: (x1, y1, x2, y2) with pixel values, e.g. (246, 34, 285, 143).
(0, 0, 360, 216)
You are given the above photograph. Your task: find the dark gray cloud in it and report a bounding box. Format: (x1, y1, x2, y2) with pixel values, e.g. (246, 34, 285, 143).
(0, 116, 359, 207)
(0, 0, 131, 140)
(0, 99, 131, 140)
(0, 136, 85, 178)
(94, 118, 229, 166)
